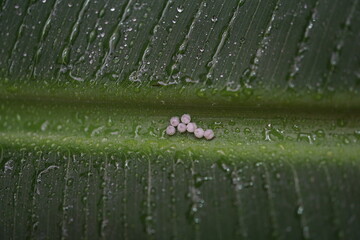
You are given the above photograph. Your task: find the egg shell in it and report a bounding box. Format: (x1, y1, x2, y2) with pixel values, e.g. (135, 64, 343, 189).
(194, 128, 204, 138)
(186, 122, 197, 133)
(181, 114, 191, 124)
(166, 125, 176, 135)
(177, 123, 187, 133)
(204, 129, 214, 140)
(170, 116, 180, 127)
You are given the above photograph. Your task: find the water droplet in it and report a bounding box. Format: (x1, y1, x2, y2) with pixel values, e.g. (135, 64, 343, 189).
(244, 127, 251, 134)
(176, 6, 184, 13)
(292, 124, 300, 131)
(315, 129, 325, 138)
(275, 173, 281, 179)
(297, 206, 304, 215)
(330, 52, 339, 66)
(41, 120, 49, 131)
(218, 161, 231, 173)
(67, 178, 74, 186)
(196, 88, 206, 98)
(99, 8, 105, 17)
(297, 133, 313, 144)
(343, 137, 350, 144)
(4, 160, 14, 173)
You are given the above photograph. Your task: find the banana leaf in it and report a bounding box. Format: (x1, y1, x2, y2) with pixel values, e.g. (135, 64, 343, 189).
(0, 0, 360, 239)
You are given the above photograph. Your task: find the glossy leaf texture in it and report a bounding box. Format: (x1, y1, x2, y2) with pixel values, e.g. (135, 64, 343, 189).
(0, 0, 360, 239)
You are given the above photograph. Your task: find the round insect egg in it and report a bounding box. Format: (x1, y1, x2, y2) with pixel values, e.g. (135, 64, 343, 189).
(177, 123, 187, 133)
(181, 114, 191, 124)
(194, 128, 204, 138)
(186, 122, 197, 133)
(170, 116, 180, 126)
(204, 129, 214, 140)
(166, 125, 176, 136)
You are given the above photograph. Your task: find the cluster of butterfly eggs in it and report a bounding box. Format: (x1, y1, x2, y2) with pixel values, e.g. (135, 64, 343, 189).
(166, 114, 215, 140)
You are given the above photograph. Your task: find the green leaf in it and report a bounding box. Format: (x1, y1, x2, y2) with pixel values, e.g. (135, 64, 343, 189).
(1, 0, 360, 239)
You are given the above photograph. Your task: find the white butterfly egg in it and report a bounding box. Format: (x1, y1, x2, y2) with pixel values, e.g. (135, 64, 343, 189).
(204, 129, 214, 140)
(166, 125, 176, 136)
(177, 123, 187, 133)
(181, 114, 191, 124)
(170, 116, 180, 127)
(194, 128, 204, 138)
(186, 122, 197, 133)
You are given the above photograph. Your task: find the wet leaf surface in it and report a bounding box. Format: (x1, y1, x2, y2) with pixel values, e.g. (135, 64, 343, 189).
(0, 0, 360, 239)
